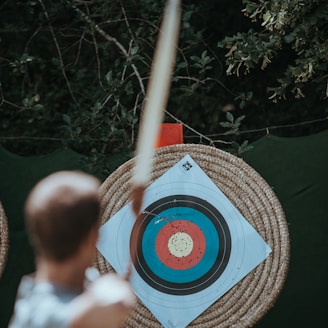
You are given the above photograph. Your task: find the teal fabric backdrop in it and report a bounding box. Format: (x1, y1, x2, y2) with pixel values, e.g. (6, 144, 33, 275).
(0, 130, 327, 327)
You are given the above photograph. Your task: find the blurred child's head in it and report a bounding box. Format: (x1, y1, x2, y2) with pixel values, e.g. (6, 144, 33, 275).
(25, 171, 101, 262)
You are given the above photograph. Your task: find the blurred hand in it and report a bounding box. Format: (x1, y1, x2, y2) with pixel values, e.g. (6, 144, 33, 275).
(69, 273, 135, 328)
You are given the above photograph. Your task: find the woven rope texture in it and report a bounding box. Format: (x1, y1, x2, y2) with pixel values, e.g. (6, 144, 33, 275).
(96, 144, 290, 327)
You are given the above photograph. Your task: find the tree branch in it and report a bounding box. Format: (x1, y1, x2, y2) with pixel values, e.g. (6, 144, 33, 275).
(38, 0, 80, 107)
(67, 0, 145, 96)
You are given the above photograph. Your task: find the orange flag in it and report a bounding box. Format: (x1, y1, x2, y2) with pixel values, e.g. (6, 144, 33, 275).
(155, 123, 183, 148)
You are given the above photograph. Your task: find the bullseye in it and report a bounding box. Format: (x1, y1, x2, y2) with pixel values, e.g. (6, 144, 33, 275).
(168, 232, 193, 257)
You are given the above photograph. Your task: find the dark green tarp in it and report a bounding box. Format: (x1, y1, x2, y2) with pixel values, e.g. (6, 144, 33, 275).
(0, 129, 327, 327)
(242, 130, 328, 327)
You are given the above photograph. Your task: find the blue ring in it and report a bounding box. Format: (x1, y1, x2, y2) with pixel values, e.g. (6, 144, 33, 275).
(142, 207, 219, 283)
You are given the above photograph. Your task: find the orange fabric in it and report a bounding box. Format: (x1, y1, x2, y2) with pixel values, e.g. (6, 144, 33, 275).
(155, 123, 183, 148)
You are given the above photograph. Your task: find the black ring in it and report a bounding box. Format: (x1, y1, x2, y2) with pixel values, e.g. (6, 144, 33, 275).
(130, 195, 231, 295)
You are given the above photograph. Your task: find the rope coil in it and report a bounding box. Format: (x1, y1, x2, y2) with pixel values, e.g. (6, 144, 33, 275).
(0, 202, 9, 278)
(96, 144, 290, 327)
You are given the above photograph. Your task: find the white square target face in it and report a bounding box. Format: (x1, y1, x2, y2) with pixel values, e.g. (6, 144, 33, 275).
(97, 155, 272, 328)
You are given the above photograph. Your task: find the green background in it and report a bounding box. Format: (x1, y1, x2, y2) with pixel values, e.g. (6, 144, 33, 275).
(1, 130, 327, 327)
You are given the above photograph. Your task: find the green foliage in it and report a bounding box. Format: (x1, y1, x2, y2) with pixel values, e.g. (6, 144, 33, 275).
(0, 0, 236, 168)
(220, 112, 246, 135)
(219, 0, 328, 102)
(0, 0, 327, 176)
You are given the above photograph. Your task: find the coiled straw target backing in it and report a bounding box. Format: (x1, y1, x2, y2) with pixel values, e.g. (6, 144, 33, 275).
(0, 202, 9, 278)
(96, 144, 290, 327)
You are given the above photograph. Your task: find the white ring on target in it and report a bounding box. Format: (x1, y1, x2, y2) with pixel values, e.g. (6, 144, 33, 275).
(168, 232, 193, 257)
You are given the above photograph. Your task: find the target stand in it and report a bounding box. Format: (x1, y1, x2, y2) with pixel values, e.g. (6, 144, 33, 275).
(0, 202, 9, 278)
(96, 144, 290, 328)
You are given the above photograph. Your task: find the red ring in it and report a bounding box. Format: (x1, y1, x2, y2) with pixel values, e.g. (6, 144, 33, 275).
(155, 220, 206, 270)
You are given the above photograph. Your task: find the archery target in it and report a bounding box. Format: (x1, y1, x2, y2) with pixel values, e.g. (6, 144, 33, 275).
(130, 195, 231, 295)
(97, 154, 272, 328)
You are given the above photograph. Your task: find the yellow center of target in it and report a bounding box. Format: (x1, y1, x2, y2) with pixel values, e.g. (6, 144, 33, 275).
(168, 232, 193, 257)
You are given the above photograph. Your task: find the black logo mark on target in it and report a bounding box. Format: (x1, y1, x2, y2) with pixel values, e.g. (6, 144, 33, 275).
(130, 195, 231, 295)
(182, 161, 193, 171)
